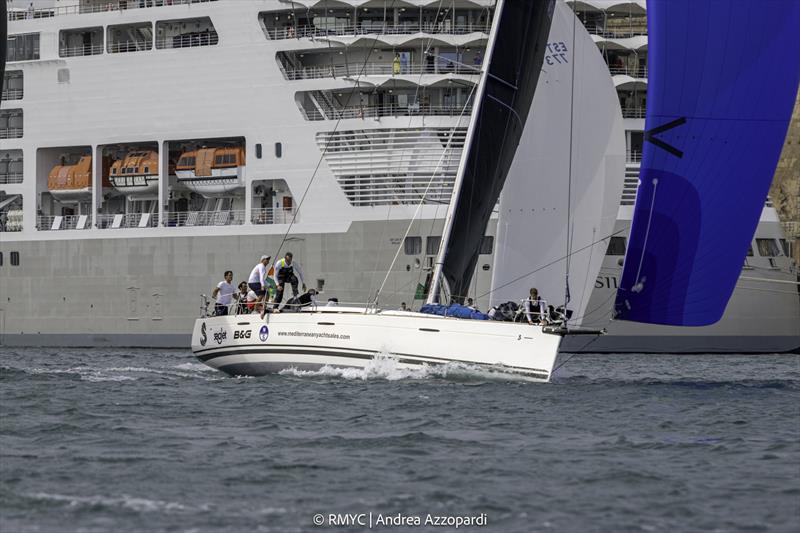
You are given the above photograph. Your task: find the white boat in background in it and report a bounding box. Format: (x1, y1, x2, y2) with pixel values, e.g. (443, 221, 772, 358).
(191, 307, 561, 381)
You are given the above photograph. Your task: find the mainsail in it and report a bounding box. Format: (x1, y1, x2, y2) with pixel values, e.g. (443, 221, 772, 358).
(614, 0, 800, 326)
(429, 0, 557, 303)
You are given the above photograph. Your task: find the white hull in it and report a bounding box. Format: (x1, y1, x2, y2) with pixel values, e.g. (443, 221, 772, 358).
(190, 307, 562, 382)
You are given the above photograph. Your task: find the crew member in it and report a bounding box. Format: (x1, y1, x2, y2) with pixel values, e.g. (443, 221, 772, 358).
(248, 255, 271, 318)
(524, 288, 547, 325)
(211, 270, 237, 316)
(273, 252, 305, 308)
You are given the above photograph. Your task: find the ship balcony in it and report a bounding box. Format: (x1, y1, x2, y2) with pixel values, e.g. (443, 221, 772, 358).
(37, 214, 94, 231)
(0, 110, 24, 139)
(260, 7, 492, 43)
(302, 103, 472, 121)
(278, 48, 483, 86)
(155, 17, 218, 49)
(107, 23, 153, 54)
(297, 87, 474, 122)
(96, 212, 160, 229)
(621, 107, 646, 119)
(2, 71, 23, 101)
(0, 150, 24, 184)
(608, 65, 647, 79)
(7, 0, 218, 20)
(568, 1, 647, 38)
(60, 27, 104, 58)
(251, 207, 297, 226)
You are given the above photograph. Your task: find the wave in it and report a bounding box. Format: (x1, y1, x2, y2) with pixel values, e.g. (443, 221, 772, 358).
(23, 492, 198, 513)
(278, 355, 533, 383)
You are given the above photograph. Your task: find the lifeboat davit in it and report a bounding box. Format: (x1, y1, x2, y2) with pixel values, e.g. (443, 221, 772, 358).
(109, 151, 159, 198)
(48, 156, 110, 202)
(175, 147, 245, 198)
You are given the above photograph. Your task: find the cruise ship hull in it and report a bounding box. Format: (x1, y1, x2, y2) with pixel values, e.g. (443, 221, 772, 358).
(1, 219, 797, 352)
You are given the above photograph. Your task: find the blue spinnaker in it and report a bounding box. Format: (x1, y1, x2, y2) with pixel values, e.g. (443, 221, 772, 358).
(614, 0, 800, 326)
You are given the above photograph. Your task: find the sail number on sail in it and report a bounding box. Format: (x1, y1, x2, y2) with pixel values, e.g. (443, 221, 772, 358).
(544, 42, 569, 65)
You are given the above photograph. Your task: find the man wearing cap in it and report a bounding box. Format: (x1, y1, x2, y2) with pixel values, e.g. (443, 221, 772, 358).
(248, 255, 271, 318)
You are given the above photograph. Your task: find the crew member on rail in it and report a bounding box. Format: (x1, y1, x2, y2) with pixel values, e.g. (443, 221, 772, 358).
(248, 255, 271, 318)
(273, 252, 305, 309)
(211, 270, 237, 316)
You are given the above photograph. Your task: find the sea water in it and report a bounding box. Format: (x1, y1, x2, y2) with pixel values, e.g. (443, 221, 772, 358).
(1, 348, 798, 533)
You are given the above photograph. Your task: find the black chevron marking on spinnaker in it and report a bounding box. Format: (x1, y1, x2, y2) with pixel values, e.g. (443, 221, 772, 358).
(644, 116, 687, 158)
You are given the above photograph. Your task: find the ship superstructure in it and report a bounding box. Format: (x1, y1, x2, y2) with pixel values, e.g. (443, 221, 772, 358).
(1, 0, 798, 351)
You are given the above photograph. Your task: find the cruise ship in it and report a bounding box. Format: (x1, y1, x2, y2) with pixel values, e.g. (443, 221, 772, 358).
(1, 0, 798, 352)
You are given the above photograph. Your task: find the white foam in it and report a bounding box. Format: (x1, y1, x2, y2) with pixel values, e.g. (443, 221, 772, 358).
(279, 355, 528, 382)
(26, 492, 189, 513)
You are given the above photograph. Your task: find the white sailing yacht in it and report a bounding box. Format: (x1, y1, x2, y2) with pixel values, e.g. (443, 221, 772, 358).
(190, 0, 570, 381)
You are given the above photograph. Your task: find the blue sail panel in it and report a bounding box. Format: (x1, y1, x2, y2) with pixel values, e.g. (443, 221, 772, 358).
(615, 0, 800, 326)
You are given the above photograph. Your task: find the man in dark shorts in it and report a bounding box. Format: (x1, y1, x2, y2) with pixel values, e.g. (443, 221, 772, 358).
(273, 252, 306, 308)
(247, 255, 271, 317)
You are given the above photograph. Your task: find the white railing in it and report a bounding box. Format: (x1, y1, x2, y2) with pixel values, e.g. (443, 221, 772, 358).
(37, 215, 94, 231)
(96, 213, 160, 229)
(608, 66, 647, 78)
(0, 128, 24, 139)
(621, 108, 646, 119)
(284, 62, 479, 81)
(584, 26, 648, 39)
(155, 33, 219, 49)
(303, 104, 472, 121)
(626, 150, 642, 162)
(107, 40, 153, 53)
(164, 210, 245, 227)
(266, 22, 489, 40)
(8, 0, 217, 21)
(0, 173, 24, 184)
(1, 89, 24, 101)
(59, 44, 104, 57)
(251, 207, 297, 225)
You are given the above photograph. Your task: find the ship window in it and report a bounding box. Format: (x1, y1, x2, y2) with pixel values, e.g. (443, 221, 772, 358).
(404, 236, 422, 255)
(0, 252, 3, 266)
(606, 237, 626, 256)
(779, 239, 789, 257)
(111, 168, 117, 174)
(426, 236, 441, 256)
(10, 251, 20, 266)
(480, 236, 494, 255)
(7, 34, 40, 62)
(275, 142, 282, 158)
(756, 238, 780, 257)
(746, 245, 754, 257)
(256, 144, 262, 159)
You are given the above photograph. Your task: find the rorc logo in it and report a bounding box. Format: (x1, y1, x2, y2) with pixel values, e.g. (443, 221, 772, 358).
(200, 322, 207, 346)
(234, 330, 252, 340)
(259, 325, 269, 342)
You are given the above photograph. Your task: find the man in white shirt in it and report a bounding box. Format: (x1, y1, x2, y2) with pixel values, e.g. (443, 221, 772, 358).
(248, 255, 271, 318)
(211, 270, 236, 316)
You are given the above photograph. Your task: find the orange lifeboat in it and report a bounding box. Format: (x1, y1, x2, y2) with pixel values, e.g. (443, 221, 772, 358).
(175, 147, 245, 197)
(48, 156, 111, 201)
(109, 150, 160, 198)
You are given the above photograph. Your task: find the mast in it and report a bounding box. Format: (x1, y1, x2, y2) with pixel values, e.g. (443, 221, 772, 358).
(427, 0, 507, 305)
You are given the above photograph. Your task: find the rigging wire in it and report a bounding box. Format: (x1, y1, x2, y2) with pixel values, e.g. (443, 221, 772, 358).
(270, 0, 400, 268)
(563, 5, 579, 322)
(364, 0, 451, 307)
(475, 228, 626, 300)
